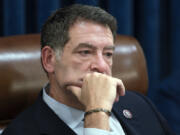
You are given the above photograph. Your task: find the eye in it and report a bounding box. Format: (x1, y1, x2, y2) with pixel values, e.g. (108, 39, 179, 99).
(104, 52, 113, 58)
(78, 50, 91, 56)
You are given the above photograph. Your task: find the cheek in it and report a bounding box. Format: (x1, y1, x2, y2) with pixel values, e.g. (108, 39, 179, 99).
(72, 60, 91, 72)
(58, 58, 91, 78)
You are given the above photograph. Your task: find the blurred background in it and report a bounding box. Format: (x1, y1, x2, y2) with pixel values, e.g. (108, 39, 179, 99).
(0, 0, 180, 134)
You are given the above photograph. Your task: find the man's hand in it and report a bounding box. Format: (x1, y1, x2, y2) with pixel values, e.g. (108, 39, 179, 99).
(68, 72, 125, 111)
(67, 72, 125, 130)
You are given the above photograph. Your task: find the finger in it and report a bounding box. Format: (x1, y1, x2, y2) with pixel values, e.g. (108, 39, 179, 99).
(115, 92, 120, 102)
(114, 78, 126, 96)
(66, 86, 81, 100)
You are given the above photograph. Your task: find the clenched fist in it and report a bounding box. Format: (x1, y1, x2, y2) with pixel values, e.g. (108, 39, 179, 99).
(68, 72, 125, 111)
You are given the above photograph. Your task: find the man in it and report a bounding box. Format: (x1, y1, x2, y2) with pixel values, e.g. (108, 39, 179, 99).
(2, 4, 174, 135)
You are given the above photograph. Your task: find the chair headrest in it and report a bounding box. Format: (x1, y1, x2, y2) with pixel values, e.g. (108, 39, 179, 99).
(113, 35, 148, 94)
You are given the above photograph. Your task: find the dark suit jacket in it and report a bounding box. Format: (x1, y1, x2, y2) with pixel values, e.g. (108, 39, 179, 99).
(2, 90, 174, 135)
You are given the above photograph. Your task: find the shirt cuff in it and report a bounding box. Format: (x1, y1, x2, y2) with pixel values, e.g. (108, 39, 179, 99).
(84, 128, 114, 135)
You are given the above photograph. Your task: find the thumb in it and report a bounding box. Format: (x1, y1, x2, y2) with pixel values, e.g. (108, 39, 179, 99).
(66, 86, 82, 100)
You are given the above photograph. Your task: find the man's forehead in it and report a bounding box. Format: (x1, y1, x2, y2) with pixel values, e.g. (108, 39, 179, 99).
(74, 43, 115, 50)
(65, 20, 114, 50)
(69, 21, 113, 37)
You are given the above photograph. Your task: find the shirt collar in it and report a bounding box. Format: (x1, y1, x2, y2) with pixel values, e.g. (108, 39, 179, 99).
(42, 85, 84, 129)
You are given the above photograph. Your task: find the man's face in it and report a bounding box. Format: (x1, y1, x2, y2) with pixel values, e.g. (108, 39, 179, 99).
(53, 21, 114, 91)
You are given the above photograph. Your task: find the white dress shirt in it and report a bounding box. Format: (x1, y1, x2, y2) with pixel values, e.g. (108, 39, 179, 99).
(42, 86, 125, 135)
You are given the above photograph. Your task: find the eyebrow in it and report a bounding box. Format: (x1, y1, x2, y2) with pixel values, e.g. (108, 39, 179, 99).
(104, 46, 115, 50)
(73, 43, 115, 52)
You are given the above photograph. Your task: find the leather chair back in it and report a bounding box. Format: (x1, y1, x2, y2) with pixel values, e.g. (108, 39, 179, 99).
(0, 34, 148, 131)
(113, 35, 148, 94)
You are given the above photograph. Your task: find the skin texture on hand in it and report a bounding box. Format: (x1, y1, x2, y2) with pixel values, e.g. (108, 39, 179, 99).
(68, 72, 125, 111)
(67, 72, 125, 130)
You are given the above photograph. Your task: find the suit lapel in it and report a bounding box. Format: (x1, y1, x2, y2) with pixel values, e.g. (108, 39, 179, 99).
(34, 91, 77, 135)
(112, 106, 139, 135)
(112, 92, 141, 135)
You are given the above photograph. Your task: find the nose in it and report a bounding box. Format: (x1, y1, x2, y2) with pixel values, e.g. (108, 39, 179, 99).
(90, 53, 108, 73)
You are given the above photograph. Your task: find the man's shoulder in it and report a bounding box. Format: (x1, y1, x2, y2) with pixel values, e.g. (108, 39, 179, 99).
(113, 90, 158, 117)
(118, 90, 150, 104)
(2, 97, 40, 135)
(112, 90, 175, 135)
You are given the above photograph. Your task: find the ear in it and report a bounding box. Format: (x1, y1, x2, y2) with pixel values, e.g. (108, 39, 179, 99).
(41, 46, 56, 73)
